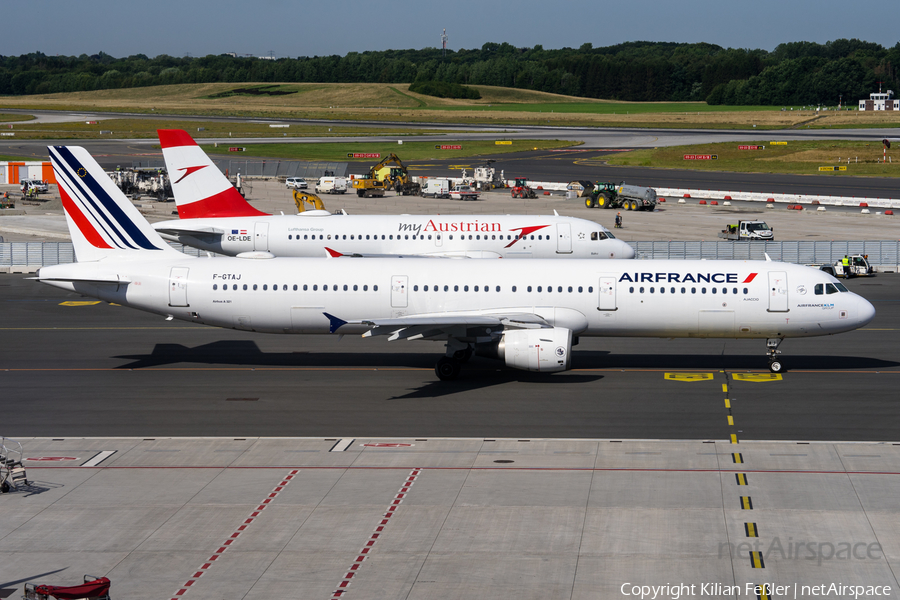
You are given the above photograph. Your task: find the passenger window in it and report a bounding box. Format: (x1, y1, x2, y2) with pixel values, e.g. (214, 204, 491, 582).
(496, 286, 500, 292)
(528, 286, 532, 292)
(640, 287, 644, 293)
(288, 235, 292, 240)
(464, 285, 469, 292)
(444, 285, 449, 292)
(743, 288, 748, 294)
(373, 285, 379, 291)
(630, 286, 634, 293)
(512, 286, 517, 292)
(333, 285, 338, 291)
(578, 286, 583, 293)
(283, 285, 287, 291)
(588, 286, 593, 293)
(568, 286, 573, 293)
(243, 284, 248, 290)
(303, 284, 308, 291)
(366, 235, 370, 240)
(660, 287, 665, 294)
(722, 288, 727, 294)
(263, 284, 268, 291)
(712, 288, 717, 294)
(681, 287, 685, 294)
(253, 284, 258, 291)
(537, 286, 542, 292)
(353, 285, 358, 291)
(454, 285, 459, 292)
(313, 285, 317, 291)
(650, 287, 655, 293)
(363, 285, 368, 291)
(293, 284, 298, 291)
(414, 285, 418, 292)
(692, 287, 696, 294)
(702, 287, 707, 294)
(547, 286, 551, 293)
(474, 285, 479, 292)
(424, 285, 429, 292)
(213, 284, 218, 290)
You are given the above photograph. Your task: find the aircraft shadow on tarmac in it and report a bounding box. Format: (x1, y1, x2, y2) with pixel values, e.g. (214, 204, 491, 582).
(112, 340, 898, 372)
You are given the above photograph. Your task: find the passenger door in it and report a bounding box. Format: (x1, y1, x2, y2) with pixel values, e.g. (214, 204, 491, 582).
(168, 267, 189, 307)
(254, 222, 269, 251)
(767, 271, 789, 312)
(556, 223, 572, 254)
(597, 275, 617, 311)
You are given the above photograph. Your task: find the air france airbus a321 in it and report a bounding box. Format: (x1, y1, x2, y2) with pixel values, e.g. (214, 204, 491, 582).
(151, 129, 635, 260)
(38, 146, 875, 380)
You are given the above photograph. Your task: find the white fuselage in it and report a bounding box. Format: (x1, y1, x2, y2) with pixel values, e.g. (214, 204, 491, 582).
(39, 256, 874, 340)
(152, 213, 635, 259)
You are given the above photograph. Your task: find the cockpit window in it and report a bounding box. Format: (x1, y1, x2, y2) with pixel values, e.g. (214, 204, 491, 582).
(817, 281, 849, 295)
(590, 231, 609, 241)
(605, 231, 616, 239)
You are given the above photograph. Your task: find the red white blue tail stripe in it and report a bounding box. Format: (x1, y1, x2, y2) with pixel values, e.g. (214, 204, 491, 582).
(50, 146, 165, 251)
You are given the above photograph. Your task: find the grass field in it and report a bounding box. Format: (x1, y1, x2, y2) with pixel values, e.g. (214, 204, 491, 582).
(607, 140, 900, 177)
(200, 139, 579, 161)
(0, 113, 31, 123)
(4, 82, 897, 129)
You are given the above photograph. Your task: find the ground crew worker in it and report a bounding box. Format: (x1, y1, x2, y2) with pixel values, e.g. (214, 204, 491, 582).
(842, 255, 850, 275)
(615, 212, 622, 229)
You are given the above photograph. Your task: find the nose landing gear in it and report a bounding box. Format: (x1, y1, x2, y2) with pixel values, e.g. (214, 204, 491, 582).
(766, 338, 784, 373)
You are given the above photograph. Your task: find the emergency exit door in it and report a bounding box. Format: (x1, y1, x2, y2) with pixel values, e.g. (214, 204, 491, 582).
(391, 275, 408, 308)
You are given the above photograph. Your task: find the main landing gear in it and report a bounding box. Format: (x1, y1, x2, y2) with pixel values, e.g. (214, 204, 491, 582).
(434, 344, 474, 381)
(766, 338, 784, 373)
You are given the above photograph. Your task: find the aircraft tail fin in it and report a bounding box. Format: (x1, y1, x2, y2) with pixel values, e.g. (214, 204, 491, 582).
(49, 145, 181, 263)
(158, 129, 268, 219)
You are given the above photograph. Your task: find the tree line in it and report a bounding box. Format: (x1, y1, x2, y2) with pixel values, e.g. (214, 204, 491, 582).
(0, 39, 897, 106)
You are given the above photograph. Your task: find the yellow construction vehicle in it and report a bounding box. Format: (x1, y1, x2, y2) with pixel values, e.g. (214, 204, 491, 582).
(292, 189, 326, 213)
(352, 153, 420, 197)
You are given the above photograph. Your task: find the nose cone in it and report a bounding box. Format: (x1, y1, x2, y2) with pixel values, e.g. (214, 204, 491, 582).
(857, 296, 876, 327)
(617, 241, 636, 259)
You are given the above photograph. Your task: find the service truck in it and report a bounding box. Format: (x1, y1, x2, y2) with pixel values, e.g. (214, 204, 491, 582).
(586, 182, 657, 211)
(718, 220, 774, 241)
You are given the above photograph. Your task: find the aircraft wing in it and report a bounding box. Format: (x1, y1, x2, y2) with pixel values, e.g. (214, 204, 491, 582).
(326, 311, 551, 340)
(325, 247, 470, 259)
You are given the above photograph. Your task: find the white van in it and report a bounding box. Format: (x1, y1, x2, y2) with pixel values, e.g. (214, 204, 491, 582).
(316, 176, 347, 194)
(421, 179, 451, 198)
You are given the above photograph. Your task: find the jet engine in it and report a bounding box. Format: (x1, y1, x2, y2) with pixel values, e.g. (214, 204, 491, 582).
(477, 327, 572, 372)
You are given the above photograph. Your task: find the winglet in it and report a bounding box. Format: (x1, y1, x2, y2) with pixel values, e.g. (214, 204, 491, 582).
(325, 247, 343, 258)
(765, 253, 772, 262)
(323, 312, 348, 333)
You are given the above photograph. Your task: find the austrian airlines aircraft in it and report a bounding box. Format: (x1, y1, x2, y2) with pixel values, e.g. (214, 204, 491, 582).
(151, 129, 635, 260)
(39, 146, 875, 380)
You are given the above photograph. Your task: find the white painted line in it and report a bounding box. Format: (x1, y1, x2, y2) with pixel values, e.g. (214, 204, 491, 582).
(80, 451, 116, 467)
(330, 438, 355, 452)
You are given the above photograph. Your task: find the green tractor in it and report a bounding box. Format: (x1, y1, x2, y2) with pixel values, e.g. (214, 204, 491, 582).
(585, 182, 618, 208)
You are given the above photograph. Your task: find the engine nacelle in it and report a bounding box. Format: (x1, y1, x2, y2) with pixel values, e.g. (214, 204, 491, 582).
(480, 327, 572, 372)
